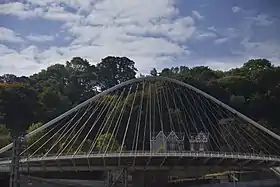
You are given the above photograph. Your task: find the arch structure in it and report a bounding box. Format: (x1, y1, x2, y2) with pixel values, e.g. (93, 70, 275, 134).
(0, 76, 280, 170)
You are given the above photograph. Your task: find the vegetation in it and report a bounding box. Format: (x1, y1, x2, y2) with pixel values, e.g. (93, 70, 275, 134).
(0, 56, 280, 151)
(96, 133, 120, 153)
(25, 122, 45, 154)
(0, 124, 11, 148)
(158, 144, 166, 153)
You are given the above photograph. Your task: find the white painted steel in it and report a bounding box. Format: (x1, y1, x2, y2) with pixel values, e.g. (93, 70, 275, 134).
(1, 76, 280, 159)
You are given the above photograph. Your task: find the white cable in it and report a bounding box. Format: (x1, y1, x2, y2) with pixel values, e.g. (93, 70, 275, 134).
(156, 84, 165, 152)
(65, 97, 105, 155)
(86, 92, 121, 155)
(142, 82, 150, 151)
(27, 110, 81, 158)
(44, 104, 93, 157)
(168, 83, 190, 141)
(162, 83, 175, 132)
(88, 88, 125, 155)
(204, 98, 250, 153)
(134, 81, 145, 153)
(192, 91, 229, 151)
(98, 88, 127, 155)
(73, 95, 113, 156)
(119, 84, 139, 154)
(176, 87, 200, 140)
(104, 85, 133, 154)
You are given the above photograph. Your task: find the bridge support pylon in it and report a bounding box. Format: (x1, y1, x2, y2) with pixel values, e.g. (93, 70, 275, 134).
(122, 168, 128, 187)
(106, 170, 112, 187)
(9, 137, 22, 187)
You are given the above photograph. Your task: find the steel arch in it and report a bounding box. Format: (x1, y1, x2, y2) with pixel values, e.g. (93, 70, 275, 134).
(1, 76, 280, 155)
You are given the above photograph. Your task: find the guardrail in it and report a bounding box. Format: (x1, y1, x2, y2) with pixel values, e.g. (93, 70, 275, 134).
(1, 151, 280, 165)
(7, 151, 280, 162)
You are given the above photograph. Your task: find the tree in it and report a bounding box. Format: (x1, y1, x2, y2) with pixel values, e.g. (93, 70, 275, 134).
(25, 122, 46, 155)
(242, 59, 273, 71)
(96, 133, 120, 153)
(157, 144, 165, 153)
(190, 66, 220, 82)
(38, 87, 71, 120)
(160, 68, 173, 77)
(65, 57, 98, 103)
(1, 56, 280, 144)
(30, 63, 74, 121)
(0, 85, 41, 136)
(97, 56, 137, 90)
(214, 76, 255, 97)
(30, 64, 68, 93)
(0, 74, 29, 84)
(150, 68, 158, 76)
(230, 95, 246, 105)
(0, 124, 11, 148)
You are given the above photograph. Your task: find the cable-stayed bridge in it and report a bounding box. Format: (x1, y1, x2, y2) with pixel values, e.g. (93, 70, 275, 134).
(1, 76, 280, 186)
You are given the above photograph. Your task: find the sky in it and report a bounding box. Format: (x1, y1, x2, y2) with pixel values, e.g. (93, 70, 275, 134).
(0, 0, 280, 76)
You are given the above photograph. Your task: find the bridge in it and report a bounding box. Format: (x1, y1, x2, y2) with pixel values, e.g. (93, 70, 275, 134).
(1, 76, 280, 186)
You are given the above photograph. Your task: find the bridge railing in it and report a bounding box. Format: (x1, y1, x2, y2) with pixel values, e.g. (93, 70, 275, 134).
(15, 150, 280, 162)
(1, 150, 280, 164)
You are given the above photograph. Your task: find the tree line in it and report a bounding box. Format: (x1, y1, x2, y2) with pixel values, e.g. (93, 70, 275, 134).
(0, 56, 280, 150)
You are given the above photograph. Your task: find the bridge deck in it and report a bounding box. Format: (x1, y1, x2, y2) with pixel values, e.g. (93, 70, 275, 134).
(1, 152, 280, 172)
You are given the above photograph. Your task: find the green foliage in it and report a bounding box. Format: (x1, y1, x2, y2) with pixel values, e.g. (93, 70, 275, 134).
(150, 68, 158, 76)
(243, 59, 272, 71)
(65, 57, 98, 103)
(0, 124, 11, 148)
(96, 133, 120, 153)
(0, 57, 280, 144)
(38, 86, 71, 119)
(26, 122, 45, 154)
(158, 144, 165, 153)
(97, 56, 137, 90)
(0, 85, 41, 136)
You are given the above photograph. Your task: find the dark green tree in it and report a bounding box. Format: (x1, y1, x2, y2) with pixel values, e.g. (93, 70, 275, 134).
(0, 85, 41, 136)
(96, 133, 120, 153)
(26, 122, 46, 154)
(150, 68, 158, 76)
(0, 124, 11, 148)
(65, 57, 98, 103)
(96, 56, 137, 90)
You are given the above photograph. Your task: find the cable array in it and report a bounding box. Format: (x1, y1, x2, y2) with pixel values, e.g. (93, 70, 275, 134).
(16, 78, 280, 160)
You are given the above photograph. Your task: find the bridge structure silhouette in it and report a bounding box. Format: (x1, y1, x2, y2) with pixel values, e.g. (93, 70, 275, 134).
(1, 76, 280, 187)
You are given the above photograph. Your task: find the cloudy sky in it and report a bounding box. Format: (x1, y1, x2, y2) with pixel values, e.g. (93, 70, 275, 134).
(0, 0, 280, 76)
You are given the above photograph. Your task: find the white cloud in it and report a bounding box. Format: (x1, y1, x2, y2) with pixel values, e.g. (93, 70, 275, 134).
(26, 34, 54, 42)
(204, 59, 244, 71)
(232, 6, 241, 13)
(248, 14, 273, 26)
(0, 46, 43, 76)
(0, 44, 17, 55)
(0, 2, 44, 19)
(214, 37, 228, 44)
(0, 0, 197, 75)
(0, 27, 24, 43)
(241, 39, 280, 58)
(192, 10, 204, 20)
(43, 6, 83, 22)
(0, 2, 81, 21)
(1, 0, 279, 76)
(194, 31, 217, 40)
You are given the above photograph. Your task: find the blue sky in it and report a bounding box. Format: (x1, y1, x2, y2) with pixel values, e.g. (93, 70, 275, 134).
(0, 0, 280, 75)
